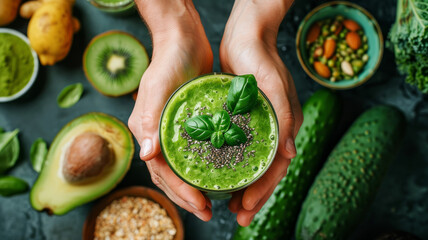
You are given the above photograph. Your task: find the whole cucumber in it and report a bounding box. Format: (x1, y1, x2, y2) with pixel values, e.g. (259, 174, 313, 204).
(233, 89, 341, 240)
(0, 175, 29, 196)
(296, 105, 405, 240)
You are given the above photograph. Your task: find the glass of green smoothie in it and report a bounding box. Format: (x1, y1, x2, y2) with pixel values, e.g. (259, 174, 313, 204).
(159, 73, 279, 199)
(87, 0, 135, 14)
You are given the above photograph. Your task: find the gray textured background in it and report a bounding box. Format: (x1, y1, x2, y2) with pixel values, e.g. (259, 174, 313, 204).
(1, 0, 427, 239)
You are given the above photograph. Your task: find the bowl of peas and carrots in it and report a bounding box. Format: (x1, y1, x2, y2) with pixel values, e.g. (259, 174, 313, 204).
(296, 1, 383, 90)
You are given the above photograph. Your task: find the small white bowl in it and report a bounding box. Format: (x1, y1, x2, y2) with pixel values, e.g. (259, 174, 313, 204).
(0, 28, 39, 102)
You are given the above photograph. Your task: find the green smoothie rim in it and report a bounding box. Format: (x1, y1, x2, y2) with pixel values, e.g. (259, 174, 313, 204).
(159, 72, 279, 193)
(88, 0, 134, 12)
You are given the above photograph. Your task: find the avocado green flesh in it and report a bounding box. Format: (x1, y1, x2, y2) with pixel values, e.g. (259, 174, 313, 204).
(296, 106, 405, 240)
(30, 113, 134, 215)
(84, 32, 149, 96)
(233, 89, 341, 240)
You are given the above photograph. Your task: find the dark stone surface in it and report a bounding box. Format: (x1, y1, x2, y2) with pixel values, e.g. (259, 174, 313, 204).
(0, 0, 427, 239)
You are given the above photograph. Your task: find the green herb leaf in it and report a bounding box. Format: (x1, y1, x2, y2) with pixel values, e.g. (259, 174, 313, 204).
(184, 115, 215, 140)
(224, 124, 247, 146)
(30, 138, 48, 173)
(0, 176, 29, 197)
(57, 83, 84, 108)
(212, 110, 231, 132)
(0, 129, 20, 174)
(211, 131, 225, 149)
(227, 74, 258, 115)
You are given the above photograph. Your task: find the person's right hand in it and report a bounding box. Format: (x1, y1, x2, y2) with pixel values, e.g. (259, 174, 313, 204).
(128, 0, 214, 221)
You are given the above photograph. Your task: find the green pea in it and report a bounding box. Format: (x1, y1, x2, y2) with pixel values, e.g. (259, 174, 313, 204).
(309, 56, 314, 64)
(339, 43, 347, 50)
(351, 53, 357, 59)
(362, 35, 368, 43)
(346, 48, 353, 54)
(320, 57, 327, 64)
(330, 24, 337, 32)
(357, 49, 365, 56)
(363, 44, 368, 51)
(322, 29, 329, 36)
(339, 31, 346, 39)
(340, 50, 347, 57)
(327, 59, 335, 67)
(352, 60, 364, 73)
(345, 56, 351, 62)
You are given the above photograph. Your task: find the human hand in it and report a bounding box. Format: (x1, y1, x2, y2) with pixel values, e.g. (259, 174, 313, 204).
(219, 0, 302, 226)
(128, 0, 213, 221)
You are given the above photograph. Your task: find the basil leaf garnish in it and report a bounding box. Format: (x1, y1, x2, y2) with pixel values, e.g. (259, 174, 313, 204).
(211, 131, 225, 149)
(227, 74, 258, 115)
(212, 110, 231, 132)
(184, 115, 215, 140)
(224, 124, 247, 146)
(57, 83, 84, 108)
(0, 129, 20, 174)
(30, 138, 48, 173)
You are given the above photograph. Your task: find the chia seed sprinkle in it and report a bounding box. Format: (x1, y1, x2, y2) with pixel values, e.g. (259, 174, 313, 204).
(180, 103, 256, 170)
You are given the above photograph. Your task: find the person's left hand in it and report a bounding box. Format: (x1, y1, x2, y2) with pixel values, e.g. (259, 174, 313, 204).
(219, 0, 302, 227)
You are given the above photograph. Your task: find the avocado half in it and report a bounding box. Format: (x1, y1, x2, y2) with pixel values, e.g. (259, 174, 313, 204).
(30, 113, 134, 215)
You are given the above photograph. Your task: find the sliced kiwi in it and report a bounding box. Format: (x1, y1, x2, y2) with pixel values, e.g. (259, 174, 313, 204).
(83, 31, 149, 97)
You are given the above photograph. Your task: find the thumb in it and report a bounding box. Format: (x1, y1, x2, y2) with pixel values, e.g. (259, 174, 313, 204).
(128, 71, 178, 161)
(276, 106, 297, 160)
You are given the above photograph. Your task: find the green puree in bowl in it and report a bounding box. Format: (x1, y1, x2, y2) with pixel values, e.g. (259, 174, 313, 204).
(0, 33, 34, 97)
(160, 74, 278, 191)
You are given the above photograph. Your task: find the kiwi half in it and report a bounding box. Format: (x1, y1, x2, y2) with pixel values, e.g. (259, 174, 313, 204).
(83, 31, 149, 97)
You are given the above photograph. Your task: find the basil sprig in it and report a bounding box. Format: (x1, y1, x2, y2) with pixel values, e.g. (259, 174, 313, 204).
(211, 131, 225, 149)
(224, 123, 247, 146)
(185, 112, 247, 148)
(184, 115, 215, 141)
(227, 74, 258, 115)
(212, 110, 230, 132)
(183, 74, 258, 148)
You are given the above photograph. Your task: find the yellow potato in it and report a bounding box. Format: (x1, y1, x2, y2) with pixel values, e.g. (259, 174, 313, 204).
(27, 1, 77, 65)
(0, 0, 22, 26)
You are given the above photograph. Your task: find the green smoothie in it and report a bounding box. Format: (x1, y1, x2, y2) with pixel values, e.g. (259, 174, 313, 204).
(0, 33, 34, 97)
(160, 73, 278, 194)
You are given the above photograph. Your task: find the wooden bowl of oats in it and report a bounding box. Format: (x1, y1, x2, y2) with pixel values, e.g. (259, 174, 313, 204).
(83, 186, 184, 240)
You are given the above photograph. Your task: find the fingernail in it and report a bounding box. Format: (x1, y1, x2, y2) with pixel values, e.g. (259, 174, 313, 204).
(188, 202, 199, 211)
(141, 139, 152, 158)
(249, 199, 260, 210)
(194, 211, 205, 221)
(286, 138, 297, 156)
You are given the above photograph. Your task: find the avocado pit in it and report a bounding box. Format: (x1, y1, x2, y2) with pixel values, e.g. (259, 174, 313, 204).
(62, 132, 112, 183)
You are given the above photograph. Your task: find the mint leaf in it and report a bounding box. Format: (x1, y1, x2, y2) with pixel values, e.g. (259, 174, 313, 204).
(224, 124, 247, 146)
(184, 115, 215, 141)
(211, 131, 225, 149)
(212, 110, 231, 132)
(227, 74, 258, 115)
